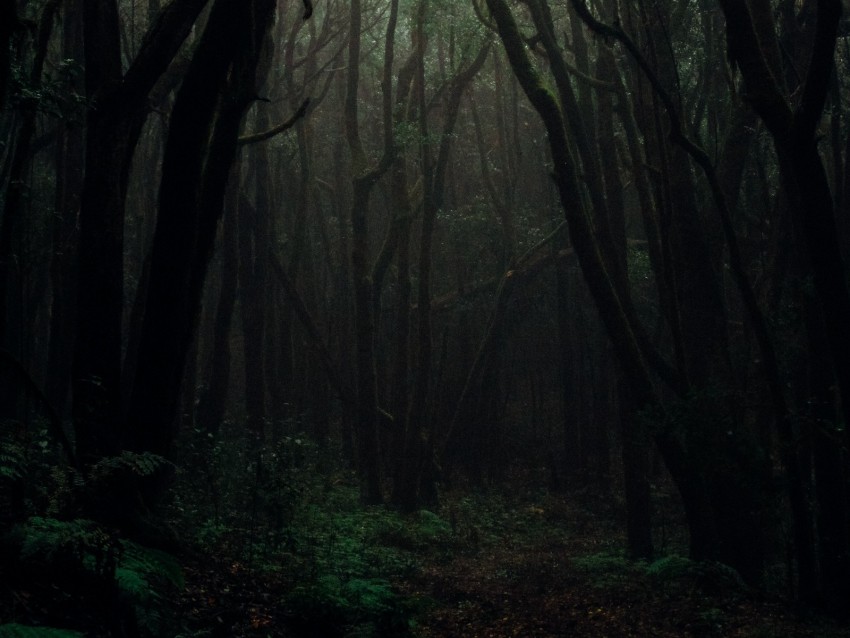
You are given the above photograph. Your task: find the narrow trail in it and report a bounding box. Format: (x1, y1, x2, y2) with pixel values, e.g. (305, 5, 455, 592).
(177, 487, 848, 637)
(403, 534, 806, 637)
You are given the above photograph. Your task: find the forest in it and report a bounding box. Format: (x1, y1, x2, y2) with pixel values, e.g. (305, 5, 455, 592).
(1, 0, 850, 635)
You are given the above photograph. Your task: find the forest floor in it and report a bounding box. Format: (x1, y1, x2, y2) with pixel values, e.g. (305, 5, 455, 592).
(5, 441, 849, 637)
(174, 469, 850, 638)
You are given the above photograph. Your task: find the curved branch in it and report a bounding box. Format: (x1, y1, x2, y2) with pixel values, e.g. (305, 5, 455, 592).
(712, 0, 793, 136)
(568, 0, 789, 422)
(237, 97, 311, 145)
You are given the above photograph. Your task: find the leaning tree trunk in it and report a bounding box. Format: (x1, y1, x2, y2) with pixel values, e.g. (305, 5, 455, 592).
(486, 0, 724, 566)
(126, 0, 282, 459)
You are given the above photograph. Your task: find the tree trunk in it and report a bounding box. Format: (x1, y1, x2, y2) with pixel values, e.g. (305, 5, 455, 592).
(72, 0, 208, 465)
(718, 0, 850, 429)
(46, 0, 84, 416)
(127, 0, 279, 458)
(0, 0, 16, 109)
(488, 0, 722, 567)
(195, 176, 240, 434)
(342, 0, 400, 504)
(239, 187, 268, 439)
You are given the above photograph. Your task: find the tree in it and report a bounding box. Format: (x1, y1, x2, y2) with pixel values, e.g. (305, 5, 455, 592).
(716, 0, 849, 610)
(72, 0, 208, 465)
(126, 0, 290, 459)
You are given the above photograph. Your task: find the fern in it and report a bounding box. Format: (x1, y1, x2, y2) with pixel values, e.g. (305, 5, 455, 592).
(115, 540, 184, 636)
(11, 516, 184, 633)
(17, 517, 114, 573)
(119, 540, 185, 590)
(115, 565, 154, 601)
(647, 554, 693, 580)
(286, 576, 416, 636)
(0, 624, 84, 637)
(0, 444, 25, 481)
(89, 451, 173, 483)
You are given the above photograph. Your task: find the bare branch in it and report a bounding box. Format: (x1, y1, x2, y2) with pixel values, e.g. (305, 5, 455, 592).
(237, 98, 311, 145)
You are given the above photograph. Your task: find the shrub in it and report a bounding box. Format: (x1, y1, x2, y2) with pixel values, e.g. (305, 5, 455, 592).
(285, 576, 417, 637)
(0, 625, 85, 637)
(2, 517, 184, 637)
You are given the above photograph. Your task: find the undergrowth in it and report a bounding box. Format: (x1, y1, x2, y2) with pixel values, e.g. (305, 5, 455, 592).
(0, 419, 183, 637)
(1, 516, 184, 637)
(171, 424, 455, 636)
(7, 414, 847, 638)
(571, 550, 749, 597)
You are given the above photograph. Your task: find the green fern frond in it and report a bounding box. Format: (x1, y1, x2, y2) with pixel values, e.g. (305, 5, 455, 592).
(18, 517, 111, 564)
(0, 624, 85, 637)
(89, 451, 173, 482)
(115, 566, 155, 601)
(647, 554, 693, 580)
(0, 446, 26, 481)
(119, 540, 185, 590)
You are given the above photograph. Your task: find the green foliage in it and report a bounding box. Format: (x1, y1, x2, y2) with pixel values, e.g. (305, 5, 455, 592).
(371, 509, 452, 553)
(286, 576, 417, 637)
(115, 540, 184, 635)
(0, 440, 26, 482)
(5, 517, 184, 637)
(412, 510, 453, 545)
(16, 517, 116, 574)
(646, 554, 693, 580)
(571, 551, 645, 589)
(571, 550, 749, 599)
(288, 488, 424, 580)
(118, 541, 186, 594)
(0, 625, 84, 638)
(89, 451, 173, 484)
(9, 59, 87, 122)
(175, 427, 318, 554)
(0, 419, 68, 523)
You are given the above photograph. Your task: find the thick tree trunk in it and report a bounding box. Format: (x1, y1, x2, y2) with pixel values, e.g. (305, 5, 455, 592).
(718, 0, 850, 428)
(71, 0, 208, 465)
(127, 0, 279, 458)
(74, 0, 139, 463)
